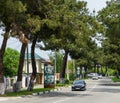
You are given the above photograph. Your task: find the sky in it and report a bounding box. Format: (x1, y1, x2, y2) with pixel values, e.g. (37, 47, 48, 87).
(82, 0, 110, 13)
(0, 0, 110, 59)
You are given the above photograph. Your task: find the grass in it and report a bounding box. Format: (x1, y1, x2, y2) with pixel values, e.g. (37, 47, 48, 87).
(112, 78, 120, 82)
(1, 83, 70, 97)
(56, 83, 71, 87)
(4, 88, 52, 97)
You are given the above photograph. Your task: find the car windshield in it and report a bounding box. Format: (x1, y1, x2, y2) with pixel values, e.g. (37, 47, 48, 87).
(73, 80, 84, 85)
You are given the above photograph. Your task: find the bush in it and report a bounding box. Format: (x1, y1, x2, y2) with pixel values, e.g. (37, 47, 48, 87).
(56, 80, 60, 84)
(69, 81, 73, 84)
(56, 84, 65, 87)
(64, 79, 69, 84)
(69, 73, 76, 81)
(108, 69, 116, 76)
(112, 78, 120, 82)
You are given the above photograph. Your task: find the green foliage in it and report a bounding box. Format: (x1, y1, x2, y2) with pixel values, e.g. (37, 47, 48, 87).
(55, 84, 67, 87)
(101, 67, 116, 76)
(40, 0, 100, 79)
(48, 51, 63, 73)
(3, 48, 20, 77)
(5, 0, 26, 14)
(5, 88, 51, 97)
(97, 1, 120, 70)
(112, 78, 120, 82)
(64, 79, 69, 84)
(69, 73, 76, 81)
(0, 0, 26, 26)
(67, 60, 75, 72)
(109, 69, 116, 76)
(56, 80, 60, 84)
(26, 15, 41, 34)
(41, 0, 93, 53)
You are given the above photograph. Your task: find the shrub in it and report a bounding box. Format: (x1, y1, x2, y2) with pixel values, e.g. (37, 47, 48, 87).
(56, 80, 60, 84)
(64, 79, 69, 84)
(69, 73, 76, 81)
(112, 78, 120, 82)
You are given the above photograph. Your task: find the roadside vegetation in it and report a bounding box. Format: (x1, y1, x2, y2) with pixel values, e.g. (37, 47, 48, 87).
(112, 78, 120, 82)
(5, 88, 52, 97)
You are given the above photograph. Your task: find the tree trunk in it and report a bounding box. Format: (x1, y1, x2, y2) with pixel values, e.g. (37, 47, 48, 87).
(0, 30, 9, 95)
(27, 35, 37, 91)
(97, 66, 99, 74)
(116, 67, 120, 78)
(93, 65, 96, 73)
(105, 66, 108, 77)
(13, 32, 28, 92)
(60, 50, 68, 83)
(100, 66, 103, 74)
(13, 42, 27, 92)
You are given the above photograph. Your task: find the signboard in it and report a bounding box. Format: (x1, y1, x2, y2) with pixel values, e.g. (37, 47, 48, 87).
(77, 67, 80, 78)
(44, 65, 55, 88)
(82, 67, 85, 74)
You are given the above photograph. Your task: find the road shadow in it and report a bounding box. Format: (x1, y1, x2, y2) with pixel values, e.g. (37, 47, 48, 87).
(36, 91, 93, 98)
(92, 87, 120, 93)
(90, 81, 120, 93)
(99, 83, 120, 86)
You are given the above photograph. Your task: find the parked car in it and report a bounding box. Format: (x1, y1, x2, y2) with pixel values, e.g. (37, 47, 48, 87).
(98, 74, 102, 79)
(92, 75, 98, 80)
(87, 73, 97, 78)
(71, 80, 86, 91)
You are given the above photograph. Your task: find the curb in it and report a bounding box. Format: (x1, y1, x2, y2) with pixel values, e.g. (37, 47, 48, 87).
(0, 87, 64, 101)
(32, 88, 61, 96)
(0, 87, 65, 99)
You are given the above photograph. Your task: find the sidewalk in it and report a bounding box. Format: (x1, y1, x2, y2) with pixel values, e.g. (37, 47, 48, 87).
(0, 84, 45, 101)
(0, 96, 22, 101)
(5, 84, 44, 92)
(0, 97, 9, 101)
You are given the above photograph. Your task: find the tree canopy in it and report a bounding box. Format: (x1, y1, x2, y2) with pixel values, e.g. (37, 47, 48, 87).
(97, 0, 120, 76)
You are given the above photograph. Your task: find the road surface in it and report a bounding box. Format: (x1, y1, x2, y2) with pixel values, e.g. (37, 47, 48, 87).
(1, 78, 120, 103)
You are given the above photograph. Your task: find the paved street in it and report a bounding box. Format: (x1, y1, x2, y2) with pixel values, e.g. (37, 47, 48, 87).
(1, 78, 120, 103)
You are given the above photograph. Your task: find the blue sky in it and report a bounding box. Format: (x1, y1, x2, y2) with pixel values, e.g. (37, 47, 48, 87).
(0, 0, 110, 59)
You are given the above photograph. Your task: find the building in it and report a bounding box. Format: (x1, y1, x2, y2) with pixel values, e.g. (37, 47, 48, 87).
(22, 53, 51, 87)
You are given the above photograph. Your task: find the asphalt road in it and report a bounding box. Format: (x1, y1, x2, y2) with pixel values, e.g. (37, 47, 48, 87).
(1, 78, 120, 103)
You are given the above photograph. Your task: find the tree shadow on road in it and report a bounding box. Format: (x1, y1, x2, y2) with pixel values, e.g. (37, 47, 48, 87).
(100, 83, 120, 86)
(92, 83, 120, 93)
(36, 91, 93, 98)
(92, 88, 120, 93)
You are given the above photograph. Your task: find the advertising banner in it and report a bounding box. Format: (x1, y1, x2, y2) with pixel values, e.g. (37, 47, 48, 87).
(44, 65, 55, 88)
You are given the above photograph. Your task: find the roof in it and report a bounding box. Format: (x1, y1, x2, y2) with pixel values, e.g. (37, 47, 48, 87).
(24, 53, 46, 62)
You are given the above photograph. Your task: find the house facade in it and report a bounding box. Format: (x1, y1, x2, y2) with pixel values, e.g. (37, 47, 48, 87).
(22, 53, 51, 87)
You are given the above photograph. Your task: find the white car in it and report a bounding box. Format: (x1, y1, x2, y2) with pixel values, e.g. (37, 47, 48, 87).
(92, 75, 98, 80)
(87, 73, 94, 77)
(87, 73, 97, 78)
(98, 74, 102, 79)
